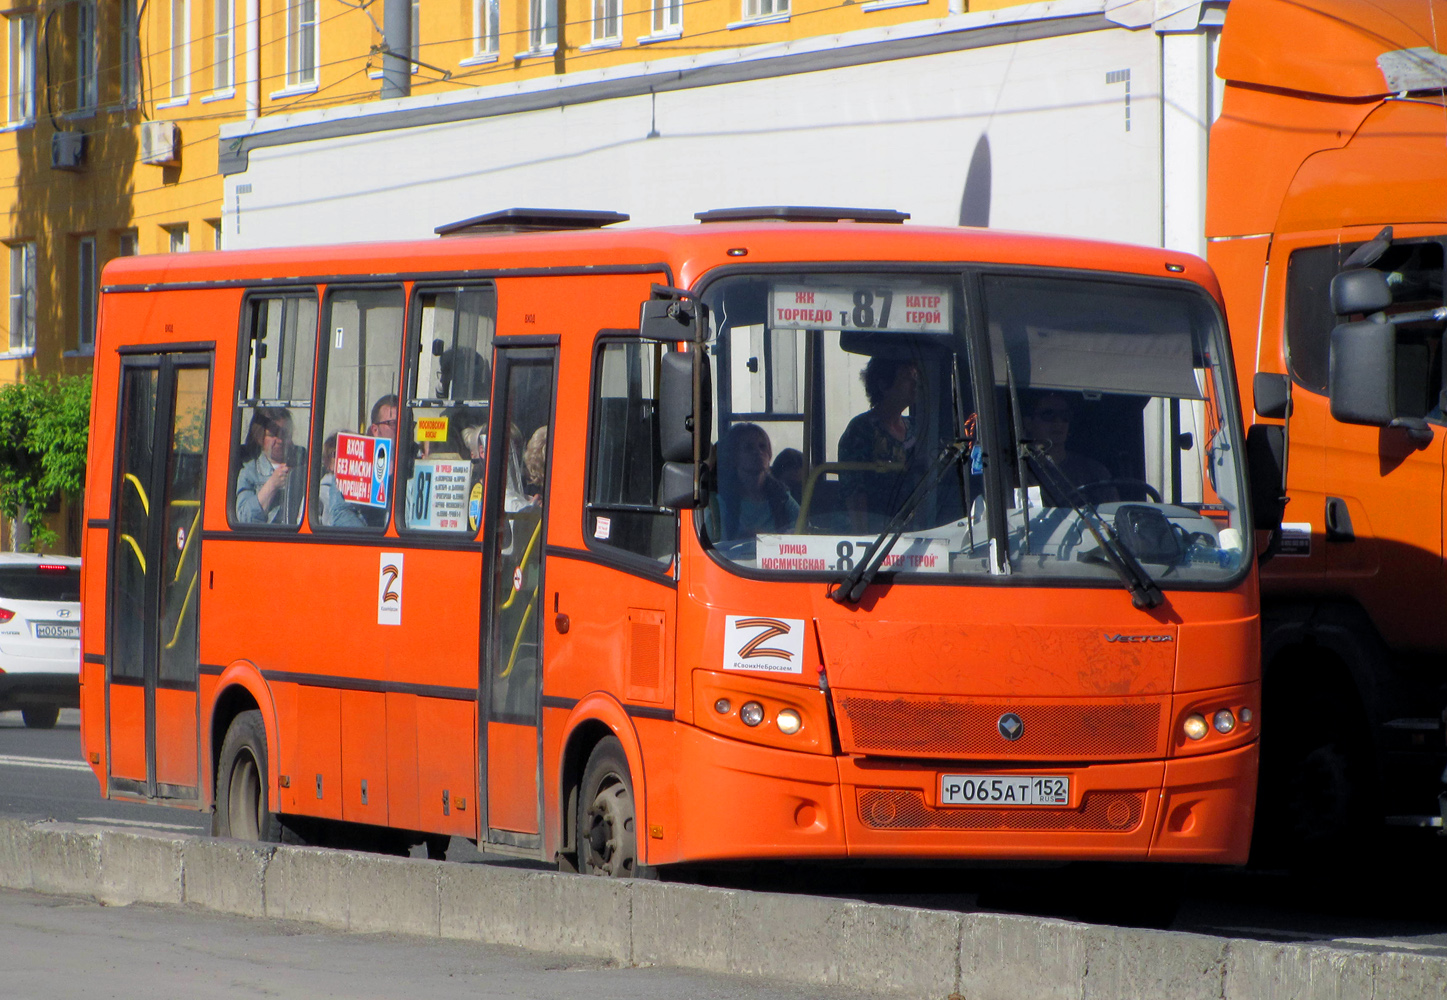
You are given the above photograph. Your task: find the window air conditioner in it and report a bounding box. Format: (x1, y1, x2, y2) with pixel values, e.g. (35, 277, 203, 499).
(50, 130, 85, 171)
(140, 121, 181, 166)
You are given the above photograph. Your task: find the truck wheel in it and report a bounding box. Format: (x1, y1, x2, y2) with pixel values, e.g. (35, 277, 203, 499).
(21, 706, 59, 729)
(577, 737, 640, 878)
(213, 710, 280, 842)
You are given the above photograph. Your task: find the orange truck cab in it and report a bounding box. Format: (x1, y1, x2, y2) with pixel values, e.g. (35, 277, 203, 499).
(1208, 0, 1447, 844)
(81, 210, 1268, 869)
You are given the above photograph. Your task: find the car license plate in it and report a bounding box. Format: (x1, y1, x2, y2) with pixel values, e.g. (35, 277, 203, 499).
(939, 774, 1070, 807)
(34, 622, 79, 640)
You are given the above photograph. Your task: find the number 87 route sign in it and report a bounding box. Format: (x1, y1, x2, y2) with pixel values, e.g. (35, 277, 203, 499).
(769, 284, 952, 334)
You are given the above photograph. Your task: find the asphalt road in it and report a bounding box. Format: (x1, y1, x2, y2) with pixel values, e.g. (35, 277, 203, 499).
(0, 887, 893, 1000)
(3, 709, 1446, 958)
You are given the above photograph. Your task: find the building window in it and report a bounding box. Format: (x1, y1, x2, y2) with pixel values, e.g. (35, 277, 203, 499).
(77, 238, 97, 351)
(411, 0, 420, 65)
(743, 0, 788, 18)
(651, 0, 682, 34)
(166, 225, 189, 253)
(170, 0, 190, 101)
(528, 0, 557, 51)
(120, 0, 141, 107)
(287, 0, 318, 87)
(8, 243, 36, 354)
(75, 2, 98, 113)
(473, 0, 498, 56)
(8, 15, 36, 125)
(117, 230, 138, 257)
(206, 218, 222, 250)
(213, 0, 234, 91)
(592, 0, 621, 43)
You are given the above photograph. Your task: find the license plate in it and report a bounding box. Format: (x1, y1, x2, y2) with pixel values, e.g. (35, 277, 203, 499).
(939, 774, 1070, 807)
(34, 623, 79, 640)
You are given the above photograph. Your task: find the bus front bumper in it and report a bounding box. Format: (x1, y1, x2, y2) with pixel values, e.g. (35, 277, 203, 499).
(665, 725, 1257, 865)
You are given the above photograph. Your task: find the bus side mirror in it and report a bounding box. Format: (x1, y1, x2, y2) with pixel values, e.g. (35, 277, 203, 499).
(640, 298, 697, 341)
(1330, 268, 1392, 316)
(1246, 424, 1285, 532)
(1253, 372, 1290, 419)
(657, 350, 712, 509)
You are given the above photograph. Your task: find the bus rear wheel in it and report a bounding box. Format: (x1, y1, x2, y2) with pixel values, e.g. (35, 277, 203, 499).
(214, 710, 279, 842)
(578, 738, 640, 878)
(21, 706, 59, 729)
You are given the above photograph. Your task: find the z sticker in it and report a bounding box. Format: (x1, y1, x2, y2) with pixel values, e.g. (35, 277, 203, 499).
(378, 552, 403, 626)
(723, 615, 805, 674)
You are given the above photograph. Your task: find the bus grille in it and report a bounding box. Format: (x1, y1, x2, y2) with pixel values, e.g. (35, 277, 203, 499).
(857, 788, 1145, 833)
(837, 696, 1162, 759)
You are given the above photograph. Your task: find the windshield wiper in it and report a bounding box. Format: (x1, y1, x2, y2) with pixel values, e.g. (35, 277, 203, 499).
(1023, 444, 1164, 610)
(829, 439, 967, 605)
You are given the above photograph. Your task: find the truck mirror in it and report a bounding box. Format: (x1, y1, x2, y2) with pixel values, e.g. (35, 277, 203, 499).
(659, 461, 703, 509)
(1330, 268, 1392, 316)
(1328, 319, 1397, 426)
(1245, 424, 1286, 532)
(640, 297, 697, 341)
(659, 351, 700, 463)
(1253, 372, 1290, 419)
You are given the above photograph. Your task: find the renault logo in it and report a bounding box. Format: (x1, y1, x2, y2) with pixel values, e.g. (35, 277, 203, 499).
(998, 712, 1024, 741)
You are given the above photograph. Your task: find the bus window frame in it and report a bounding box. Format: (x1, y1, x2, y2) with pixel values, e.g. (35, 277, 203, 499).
(580, 329, 680, 582)
(306, 280, 411, 538)
(689, 260, 1253, 594)
(225, 286, 322, 535)
(395, 280, 498, 544)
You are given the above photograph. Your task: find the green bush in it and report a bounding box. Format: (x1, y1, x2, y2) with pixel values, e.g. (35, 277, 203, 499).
(0, 374, 91, 551)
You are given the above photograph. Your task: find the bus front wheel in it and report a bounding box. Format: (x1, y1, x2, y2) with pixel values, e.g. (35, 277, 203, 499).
(578, 737, 640, 878)
(214, 710, 279, 842)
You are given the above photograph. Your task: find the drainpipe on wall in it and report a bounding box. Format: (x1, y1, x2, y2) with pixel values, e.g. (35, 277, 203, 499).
(246, 0, 259, 119)
(382, 0, 411, 99)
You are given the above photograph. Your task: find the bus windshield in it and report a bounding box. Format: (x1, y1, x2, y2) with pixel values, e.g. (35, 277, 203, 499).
(699, 269, 1248, 588)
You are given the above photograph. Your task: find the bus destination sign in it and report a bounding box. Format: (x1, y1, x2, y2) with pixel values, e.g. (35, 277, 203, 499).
(769, 285, 952, 334)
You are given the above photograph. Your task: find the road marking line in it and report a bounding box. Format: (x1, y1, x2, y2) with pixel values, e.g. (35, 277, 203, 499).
(0, 753, 92, 773)
(76, 816, 203, 832)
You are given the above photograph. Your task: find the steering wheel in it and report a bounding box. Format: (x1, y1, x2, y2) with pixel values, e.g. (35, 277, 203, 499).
(1075, 479, 1163, 504)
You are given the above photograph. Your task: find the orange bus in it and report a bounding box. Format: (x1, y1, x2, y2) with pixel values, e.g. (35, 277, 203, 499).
(80, 209, 1269, 870)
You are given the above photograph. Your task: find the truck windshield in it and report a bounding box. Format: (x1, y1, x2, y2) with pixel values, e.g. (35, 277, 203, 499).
(698, 269, 1248, 588)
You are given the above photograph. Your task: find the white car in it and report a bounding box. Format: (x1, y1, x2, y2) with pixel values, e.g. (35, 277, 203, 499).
(0, 554, 81, 729)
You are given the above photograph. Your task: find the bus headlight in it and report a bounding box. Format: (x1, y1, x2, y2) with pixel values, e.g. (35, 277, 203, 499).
(776, 708, 803, 735)
(1213, 709, 1236, 734)
(740, 701, 765, 727)
(1183, 713, 1208, 740)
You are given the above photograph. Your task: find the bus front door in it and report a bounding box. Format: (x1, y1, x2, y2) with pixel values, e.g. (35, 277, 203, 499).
(106, 353, 212, 802)
(481, 347, 555, 850)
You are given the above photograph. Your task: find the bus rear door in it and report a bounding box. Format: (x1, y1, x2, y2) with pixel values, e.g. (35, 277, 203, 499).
(106, 351, 212, 801)
(481, 345, 556, 849)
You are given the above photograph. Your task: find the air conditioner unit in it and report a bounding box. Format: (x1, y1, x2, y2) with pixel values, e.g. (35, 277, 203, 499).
(50, 130, 85, 171)
(140, 120, 181, 166)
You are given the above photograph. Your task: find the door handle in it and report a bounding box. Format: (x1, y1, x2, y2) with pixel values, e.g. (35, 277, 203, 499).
(1325, 497, 1355, 542)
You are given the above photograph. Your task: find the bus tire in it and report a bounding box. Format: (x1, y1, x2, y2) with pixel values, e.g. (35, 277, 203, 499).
(214, 710, 280, 842)
(578, 737, 641, 878)
(21, 706, 59, 729)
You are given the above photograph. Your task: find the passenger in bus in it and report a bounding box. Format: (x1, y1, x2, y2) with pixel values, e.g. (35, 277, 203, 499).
(771, 448, 806, 505)
(234, 407, 307, 525)
(838, 357, 923, 531)
(1020, 390, 1114, 505)
(706, 423, 800, 542)
(320, 394, 399, 528)
(523, 426, 548, 498)
(436, 347, 491, 400)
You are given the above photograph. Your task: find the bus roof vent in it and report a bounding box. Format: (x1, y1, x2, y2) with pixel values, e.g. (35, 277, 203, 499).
(435, 208, 631, 236)
(694, 206, 910, 224)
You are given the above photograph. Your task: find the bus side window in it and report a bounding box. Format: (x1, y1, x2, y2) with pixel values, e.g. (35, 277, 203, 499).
(232, 294, 318, 529)
(312, 287, 405, 532)
(401, 286, 495, 534)
(586, 340, 675, 564)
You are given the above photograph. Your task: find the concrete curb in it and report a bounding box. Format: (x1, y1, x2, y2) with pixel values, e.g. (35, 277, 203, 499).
(0, 818, 1439, 999)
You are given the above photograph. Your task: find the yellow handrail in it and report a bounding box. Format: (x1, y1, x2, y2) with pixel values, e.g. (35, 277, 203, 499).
(171, 506, 202, 585)
(499, 517, 543, 611)
(498, 585, 538, 680)
(163, 571, 198, 650)
(124, 473, 150, 515)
